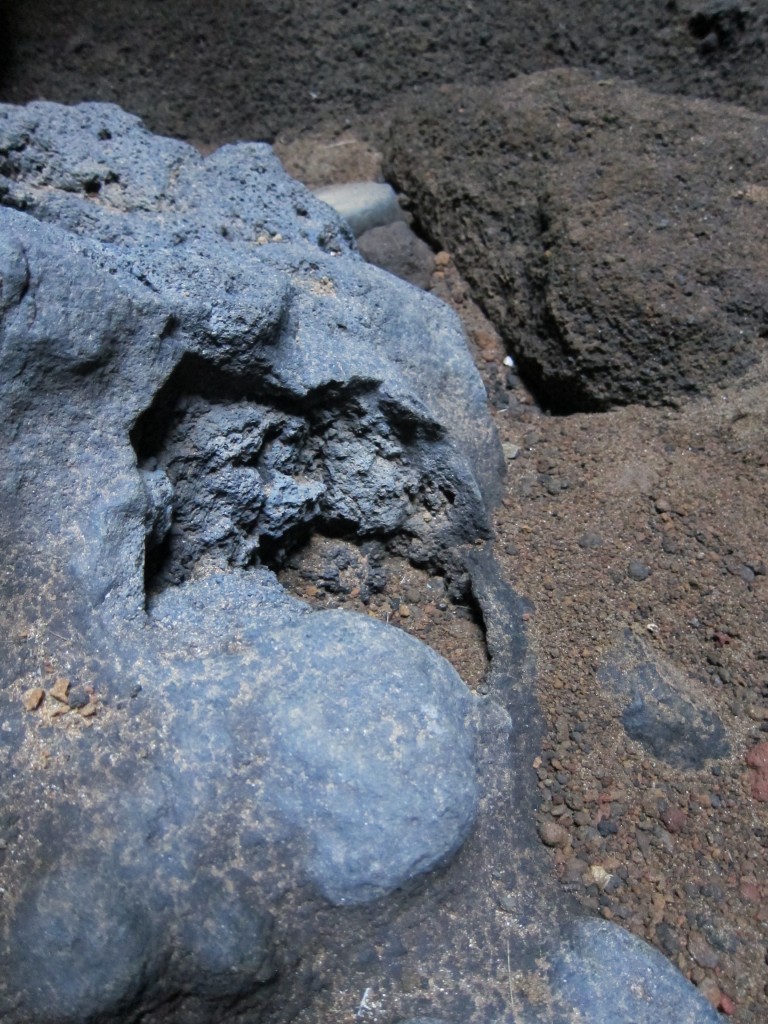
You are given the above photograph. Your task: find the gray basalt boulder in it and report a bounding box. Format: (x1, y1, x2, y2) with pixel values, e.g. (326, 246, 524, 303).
(0, 100, 493, 1023)
(385, 67, 768, 412)
(0, 100, 725, 1024)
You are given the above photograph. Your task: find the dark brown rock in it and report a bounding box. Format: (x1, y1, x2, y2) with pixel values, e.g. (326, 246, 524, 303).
(386, 69, 768, 412)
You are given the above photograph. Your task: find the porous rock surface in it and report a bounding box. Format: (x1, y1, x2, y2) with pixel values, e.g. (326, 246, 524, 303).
(385, 67, 768, 412)
(5, 0, 768, 142)
(0, 101, 720, 1024)
(0, 100, 488, 1022)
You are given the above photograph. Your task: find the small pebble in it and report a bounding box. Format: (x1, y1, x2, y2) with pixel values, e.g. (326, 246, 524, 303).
(718, 991, 736, 1015)
(739, 878, 762, 903)
(22, 688, 45, 712)
(627, 560, 651, 581)
(49, 677, 70, 703)
(563, 857, 589, 882)
(578, 531, 603, 550)
(589, 864, 612, 890)
(539, 821, 569, 848)
(68, 688, 90, 710)
(688, 932, 720, 969)
(660, 804, 687, 833)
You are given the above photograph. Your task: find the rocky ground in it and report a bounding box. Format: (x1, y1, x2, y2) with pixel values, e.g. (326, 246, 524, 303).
(1, 2, 767, 1020)
(454, 263, 768, 1021)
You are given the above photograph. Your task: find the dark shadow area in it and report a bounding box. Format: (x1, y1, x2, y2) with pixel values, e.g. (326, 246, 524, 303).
(1, 0, 766, 146)
(0, 3, 13, 85)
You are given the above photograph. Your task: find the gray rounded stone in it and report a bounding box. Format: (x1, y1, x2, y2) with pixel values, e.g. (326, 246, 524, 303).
(551, 918, 721, 1023)
(256, 611, 479, 905)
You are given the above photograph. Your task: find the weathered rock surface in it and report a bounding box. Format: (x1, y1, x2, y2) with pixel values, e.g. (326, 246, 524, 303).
(551, 919, 720, 1023)
(0, 100, 725, 1024)
(0, 100, 493, 1023)
(385, 68, 768, 411)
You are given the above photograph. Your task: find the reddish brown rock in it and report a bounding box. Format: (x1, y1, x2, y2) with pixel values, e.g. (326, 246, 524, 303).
(738, 877, 762, 903)
(746, 740, 768, 802)
(539, 820, 569, 848)
(718, 991, 736, 1015)
(660, 804, 688, 834)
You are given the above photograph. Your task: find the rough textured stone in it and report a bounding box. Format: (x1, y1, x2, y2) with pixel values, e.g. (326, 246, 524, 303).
(0, 100, 493, 1023)
(386, 68, 768, 411)
(597, 630, 729, 769)
(0, 99, 725, 1024)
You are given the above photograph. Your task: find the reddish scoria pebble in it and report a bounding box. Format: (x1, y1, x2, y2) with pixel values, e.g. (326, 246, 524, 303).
(746, 741, 768, 802)
(718, 991, 736, 1015)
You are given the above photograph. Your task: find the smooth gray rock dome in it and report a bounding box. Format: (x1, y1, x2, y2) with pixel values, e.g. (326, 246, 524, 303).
(257, 610, 479, 905)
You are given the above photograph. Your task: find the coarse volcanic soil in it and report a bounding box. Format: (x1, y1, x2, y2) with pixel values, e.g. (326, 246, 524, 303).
(2, 2, 767, 1021)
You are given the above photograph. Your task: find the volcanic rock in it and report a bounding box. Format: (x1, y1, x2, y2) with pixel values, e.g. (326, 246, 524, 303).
(0, 99, 493, 1023)
(386, 68, 768, 411)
